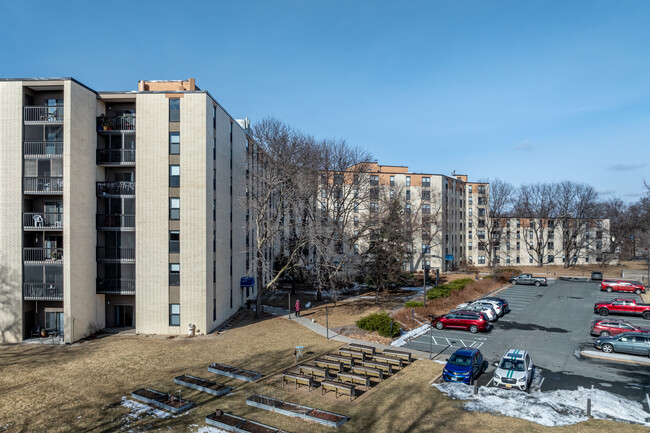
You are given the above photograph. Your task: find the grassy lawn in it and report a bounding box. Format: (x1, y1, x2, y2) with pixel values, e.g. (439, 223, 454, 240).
(1, 316, 647, 433)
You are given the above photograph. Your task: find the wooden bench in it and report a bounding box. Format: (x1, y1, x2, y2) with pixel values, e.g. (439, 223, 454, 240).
(337, 372, 370, 390)
(382, 348, 412, 363)
(314, 358, 343, 372)
(372, 354, 403, 369)
(281, 372, 316, 391)
(298, 364, 330, 379)
(324, 354, 355, 367)
(321, 379, 355, 401)
(348, 343, 376, 355)
(361, 360, 392, 375)
(339, 348, 367, 360)
(350, 365, 383, 380)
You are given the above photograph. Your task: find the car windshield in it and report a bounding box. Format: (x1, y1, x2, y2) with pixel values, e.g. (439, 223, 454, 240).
(499, 358, 525, 371)
(448, 354, 472, 366)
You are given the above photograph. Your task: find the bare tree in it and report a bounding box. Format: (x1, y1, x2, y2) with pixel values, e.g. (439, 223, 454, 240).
(555, 181, 600, 267)
(477, 179, 514, 268)
(514, 183, 557, 267)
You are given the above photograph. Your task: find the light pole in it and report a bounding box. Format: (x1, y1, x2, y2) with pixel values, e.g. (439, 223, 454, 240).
(422, 245, 430, 306)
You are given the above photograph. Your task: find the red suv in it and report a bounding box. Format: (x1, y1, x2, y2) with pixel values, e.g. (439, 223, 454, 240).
(432, 311, 492, 333)
(590, 319, 650, 337)
(601, 280, 646, 295)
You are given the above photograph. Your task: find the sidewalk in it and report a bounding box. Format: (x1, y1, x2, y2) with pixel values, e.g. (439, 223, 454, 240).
(264, 305, 433, 360)
(580, 349, 650, 366)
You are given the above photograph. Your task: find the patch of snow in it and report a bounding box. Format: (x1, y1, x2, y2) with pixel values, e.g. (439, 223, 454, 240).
(433, 382, 650, 427)
(192, 427, 229, 433)
(121, 396, 173, 420)
(391, 324, 431, 347)
(433, 359, 447, 365)
(400, 286, 425, 292)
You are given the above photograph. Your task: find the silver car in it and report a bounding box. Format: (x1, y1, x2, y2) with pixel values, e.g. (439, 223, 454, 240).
(453, 303, 497, 321)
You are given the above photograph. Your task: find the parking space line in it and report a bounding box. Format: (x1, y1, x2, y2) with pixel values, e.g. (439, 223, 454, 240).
(432, 336, 438, 345)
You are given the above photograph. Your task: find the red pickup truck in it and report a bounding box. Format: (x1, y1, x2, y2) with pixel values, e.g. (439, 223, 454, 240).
(601, 280, 646, 295)
(594, 298, 650, 320)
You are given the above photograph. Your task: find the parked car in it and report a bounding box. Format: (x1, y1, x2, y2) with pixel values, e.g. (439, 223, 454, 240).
(591, 271, 603, 281)
(477, 299, 505, 316)
(492, 349, 534, 391)
(432, 311, 492, 333)
(482, 297, 510, 314)
(601, 280, 646, 295)
(593, 332, 650, 356)
(452, 304, 497, 321)
(457, 300, 502, 317)
(509, 274, 548, 287)
(590, 319, 650, 337)
(442, 347, 486, 384)
(594, 298, 650, 320)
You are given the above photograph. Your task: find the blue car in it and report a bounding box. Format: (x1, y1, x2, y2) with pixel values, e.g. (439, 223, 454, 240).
(442, 347, 486, 384)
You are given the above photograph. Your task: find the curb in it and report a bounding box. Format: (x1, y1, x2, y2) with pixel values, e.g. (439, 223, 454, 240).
(579, 350, 650, 366)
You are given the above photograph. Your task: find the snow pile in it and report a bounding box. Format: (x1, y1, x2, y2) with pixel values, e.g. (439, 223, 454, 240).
(433, 382, 650, 427)
(391, 323, 430, 347)
(121, 396, 173, 420)
(191, 426, 229, 433)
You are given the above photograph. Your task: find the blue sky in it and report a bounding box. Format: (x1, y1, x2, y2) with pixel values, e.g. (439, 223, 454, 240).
(2, 0, 649, 200)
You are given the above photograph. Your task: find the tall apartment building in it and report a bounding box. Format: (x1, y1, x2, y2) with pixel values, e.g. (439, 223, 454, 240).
(0, 77, 254, 343)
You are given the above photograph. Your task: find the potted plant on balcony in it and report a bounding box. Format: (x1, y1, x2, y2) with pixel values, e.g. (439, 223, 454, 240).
(49, 250, 62, 260)
(101, 117, 112, 131)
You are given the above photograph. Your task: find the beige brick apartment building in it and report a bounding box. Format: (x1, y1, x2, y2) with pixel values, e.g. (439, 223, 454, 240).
(0, 78, 255, 343)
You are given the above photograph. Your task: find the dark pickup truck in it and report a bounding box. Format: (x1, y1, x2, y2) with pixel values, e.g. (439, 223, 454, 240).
(594, 298, 650, 320)
(509, 273, 548, 287)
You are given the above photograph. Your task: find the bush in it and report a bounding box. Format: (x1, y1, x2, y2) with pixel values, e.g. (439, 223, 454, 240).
(426, 278, 473, 299)
(356, 312, 401, 338)
(404, 300, 424, 308)
(493, 267, 521, 283)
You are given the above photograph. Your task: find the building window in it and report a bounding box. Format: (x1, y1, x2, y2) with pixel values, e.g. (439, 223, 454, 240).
(170, 198, 180, 220)
(548, 255, 554, 263)
(169, 304, 180, 326)
(506, 241, 510, 250)
(422, 190, 430, 201)
(516, 219, 521, 228)
(506, 255, 511, 264)
(422, 204, 430, 214)
(468, 241, 472, 251)
(468, 231, 472, 239)
(169, 165, 180, 187)
(169, 98, 180, 122)
(529, 255, 533, 264)
(389, 175, 395, 186)
(170, 132, 180, 154)
(406, 176, 411, 187)
(422, 177, 430, 187)
(529, 231, 533, 240)
(321, 188, 326, 198)
(370, 203, 379, 213)
(516, 256, 520, 263)
(354, 244, 359, 255)
(170, 231, 180, 253)
(405, 204, 411, 214)
(354, 215, 359, 226)
(468, 185, 472, 193)
(548, 242, 554, 250)
(406, 190, 411, 201)
(370, 175, 379, 186)
(354, 202, 359, 213)
(478, 256, 485, 264)
(390, 190, 395, 199)
(468, 208, 472, 216)
(169, 263, 180, 285)
(468, 196, 472, 205)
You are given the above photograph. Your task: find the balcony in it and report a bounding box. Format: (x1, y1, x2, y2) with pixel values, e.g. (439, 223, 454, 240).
(97, 116, 136, 132)
(23, 141, 63, 158)
(23, 283, 63, 301)
(96, 278, 135, 295)
(24, 177, 63, 194)
(96, 149, 135, 166)
(96, 181, 135, 197)
(96, 246, 135, 262)
(24, 247, 63, 263)
(24, 106, 63, 124)
(23, 212, 63, 230)
(96, 214, 135, 231)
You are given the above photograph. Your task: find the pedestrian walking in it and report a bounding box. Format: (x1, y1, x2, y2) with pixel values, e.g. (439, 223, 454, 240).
(295, 299, 301, 318)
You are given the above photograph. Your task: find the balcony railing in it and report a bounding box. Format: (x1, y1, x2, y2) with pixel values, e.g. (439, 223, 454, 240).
(96, 181, 135, 197)
(24, 177, 63, 194)
(96, 246, 135, 262)
(23, 141, 63, 158)
(23, 283, 63, 301)
(24, 106, 63, 123)
(23, 247, 63, 262)
(96, 214, 135, 230)
(97, 116, 136, 131)
(96, 278, 135, 295)
(23, 212, 63, 230)
(96, 149, 135, 165)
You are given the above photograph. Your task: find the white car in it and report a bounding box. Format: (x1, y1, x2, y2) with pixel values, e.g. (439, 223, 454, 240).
(477, 299, 504, 316)
(457, 301, 500, 318)
(453, 303, 497, 321)
(493, 349, 534, 391)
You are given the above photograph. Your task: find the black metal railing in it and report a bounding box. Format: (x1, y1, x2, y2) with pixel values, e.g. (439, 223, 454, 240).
(96, 181, 135, 196)
(96, 149, 135, 165)
(23, 283, 63, 301)
(24, 177, 63, 194)
(96, 246, 135, 262)
(96, 278, 135, 295)
(24, 106, 63, 123)
(23, 247, 63, 262)
(23, 141, 63, 157)
(96, 214, 135, 230)
(23, 212, 63, 229)
(97, 116, 136, 131)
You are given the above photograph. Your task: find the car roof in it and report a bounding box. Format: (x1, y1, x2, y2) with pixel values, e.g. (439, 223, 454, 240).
(595, 318, 632, 324)
(616, 332, 650, 338)
(502, 349, 528, 359)
(451, 310, 483, 317)
(453, 347, 480, 357)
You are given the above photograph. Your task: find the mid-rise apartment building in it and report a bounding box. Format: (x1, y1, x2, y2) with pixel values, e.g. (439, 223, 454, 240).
(0, 77, 254, 343)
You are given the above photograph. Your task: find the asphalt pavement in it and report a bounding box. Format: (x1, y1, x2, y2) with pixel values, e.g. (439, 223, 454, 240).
(404, 279, 650, 403)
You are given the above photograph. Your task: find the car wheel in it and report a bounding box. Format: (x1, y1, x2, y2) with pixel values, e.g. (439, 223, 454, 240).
(599, 308, 609, 316)
(643, 312, 650, 320)
(599, 331, 610, 337)
(535, 281, 541, 287)
(469, 325, 478, 334)
(635, 289, 641, 295)
(512, 280, 518, 285)
(606, 287, 613, 293)
(435, 321, 444, 330)
(602, 343, 614, 353)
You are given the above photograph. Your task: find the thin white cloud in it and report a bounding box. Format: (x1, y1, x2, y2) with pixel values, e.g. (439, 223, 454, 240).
(609, 163, 648, 171)
(597, 189, 616, 195)
(513, 141, 533, 152)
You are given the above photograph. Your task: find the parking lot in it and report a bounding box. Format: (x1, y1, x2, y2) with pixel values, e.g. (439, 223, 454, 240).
(404, 279, 650, 403)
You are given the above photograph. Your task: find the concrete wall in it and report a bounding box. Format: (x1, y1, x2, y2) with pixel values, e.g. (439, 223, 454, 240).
(231, 118, 248, 311)
(0, 81, 25, 343)
(64, 80, 102, 342)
